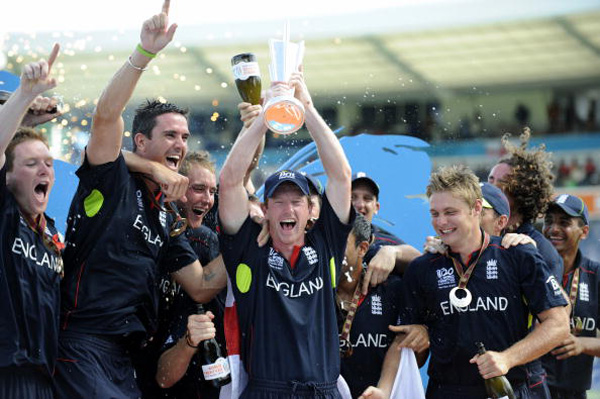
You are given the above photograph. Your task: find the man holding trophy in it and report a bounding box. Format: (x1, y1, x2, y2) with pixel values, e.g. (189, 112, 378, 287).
(219, 44, 355, 399)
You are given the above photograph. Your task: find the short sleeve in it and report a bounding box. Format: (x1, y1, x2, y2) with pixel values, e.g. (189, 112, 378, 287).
(161, 220, 199, 274)
(516, 245, 568, 315)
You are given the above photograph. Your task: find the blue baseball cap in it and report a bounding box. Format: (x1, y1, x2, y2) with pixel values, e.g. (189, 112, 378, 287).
(352, 171, 380, 198)
(550, 194, 589, 226)
(264, 170, 311, 199)
(299, 172, 324, 196)
(480, 182, 510, 218)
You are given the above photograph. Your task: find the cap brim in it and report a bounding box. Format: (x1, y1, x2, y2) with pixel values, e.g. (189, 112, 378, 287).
(550, 202, 588, 224)
(266, 179, 310, 198)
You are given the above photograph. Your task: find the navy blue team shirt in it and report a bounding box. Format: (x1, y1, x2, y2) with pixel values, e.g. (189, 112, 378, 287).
(339, 275, 402, 398)
(401, 234, 567, 389)
(220, 194, 354, 384)
(60, 154, 197, 339)
(135, 224, 222, 399)
(543, 250, 600, 391)
(0, 166, 62, 376)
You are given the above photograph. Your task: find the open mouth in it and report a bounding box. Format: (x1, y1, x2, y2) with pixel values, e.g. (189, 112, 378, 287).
(34, 182, 49, 201)
(439, 228, 456, 236)
(166, 155, 180, 169)
(548, 236, 564, 244)
(192, 208, 205, 216)
(280, 219, 296, 231)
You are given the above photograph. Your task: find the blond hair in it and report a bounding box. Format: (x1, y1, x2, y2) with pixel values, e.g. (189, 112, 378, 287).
(426, 165, 482, 208)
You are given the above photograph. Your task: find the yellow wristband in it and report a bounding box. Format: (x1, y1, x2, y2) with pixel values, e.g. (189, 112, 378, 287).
(136, 44, 156, 59)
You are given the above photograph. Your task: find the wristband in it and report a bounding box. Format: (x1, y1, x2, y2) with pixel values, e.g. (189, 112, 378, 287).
(185, 332, 199, 349)
(126, 57, 148, 72)
(136, 43, 157, 59)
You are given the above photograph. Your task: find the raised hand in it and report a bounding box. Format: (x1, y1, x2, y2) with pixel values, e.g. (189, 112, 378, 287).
(238, 102, 262, 129)
(20, 43, 59, 99)
(140, 0, 177, 55)
(288, 66, 312, 109)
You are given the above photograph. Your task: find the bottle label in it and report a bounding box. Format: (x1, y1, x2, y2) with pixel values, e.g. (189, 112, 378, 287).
(232, 62, 260, 80)
(202, 357, 231, 380)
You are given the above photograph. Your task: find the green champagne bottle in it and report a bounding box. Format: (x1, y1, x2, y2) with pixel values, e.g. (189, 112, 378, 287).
(475, 342, 516, 399)
(231, 53, 262, 105)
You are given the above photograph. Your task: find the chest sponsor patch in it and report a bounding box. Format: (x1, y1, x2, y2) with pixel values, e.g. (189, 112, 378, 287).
(159, 210, 167, 228)
(437, 267, 456, 289)
(136, 189, 145, 211)
(302, 246, 318, 265)
(486, 258, 498, 280)
(579, 282, 589, 302)
(371, 294, 383, 315)
(268, 247, 285, 270)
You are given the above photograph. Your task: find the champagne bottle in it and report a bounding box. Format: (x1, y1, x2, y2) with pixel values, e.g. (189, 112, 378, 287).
(231, 53, 262, 105)
(475, 342, 515, 399)
(196, 304, 231, 388)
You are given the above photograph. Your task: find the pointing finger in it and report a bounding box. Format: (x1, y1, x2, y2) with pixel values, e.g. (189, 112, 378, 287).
(162, 0, 170, 15)
(47, 43, 60, 69)
(361, 268, 372, 295)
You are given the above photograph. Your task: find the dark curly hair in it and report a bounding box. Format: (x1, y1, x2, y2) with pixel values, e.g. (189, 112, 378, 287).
(497, 127, 554, 225)
(131, 99, 189, 152)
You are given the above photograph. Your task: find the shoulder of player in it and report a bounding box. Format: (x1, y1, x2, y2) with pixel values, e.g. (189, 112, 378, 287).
(404, 252, 445, 277)
(580, 254, 600, 275)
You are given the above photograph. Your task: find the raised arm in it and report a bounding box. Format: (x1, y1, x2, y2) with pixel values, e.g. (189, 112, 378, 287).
(122, 150, 189, 202)
(237, 102, 265, 193)
(87, 0, 176, 166)
(362, 244, 422, 294)
(289, 69, 352, 223)
(219, 106, 268, 235)
(0, 44, 59, 168)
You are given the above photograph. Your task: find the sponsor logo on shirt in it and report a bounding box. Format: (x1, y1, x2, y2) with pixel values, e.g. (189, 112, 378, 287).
(11, 237, 62, 274)
(265, 272, 323, 298)
(136, 189, 144, 211)
(440, 296, 508, 315)
(268, 248, 285, 270)
(546, 275, 563, 296)
(437, 267, 456, 289)
(159, 210, 167, 228)
(486, 259, 498, 280)
(340, 333, 389, 349)
(579, 282, 589, 302)
(302, 246, 318, 265)
(133, 214, 164, 247)
(371, 294, 383, 315)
